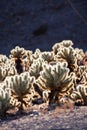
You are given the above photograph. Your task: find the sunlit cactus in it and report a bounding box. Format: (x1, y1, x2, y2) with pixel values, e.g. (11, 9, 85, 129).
(70, 84, 87, 105)
(74, 48, 85, 65)
(10, 72, 34, 110)
(10, 46, 26, 59)
(52, 40, 73, 54)
(29, 58, 43, 79)
(0, 88, 11, 117)
(23, 50, 33, 71)
(80, 51, 87, 66)
(0, 66, 8, 82)
(7, 65, 17, 76)
(61, 40, 73, 47)
(36, 62, 73, 104)
(0, 79, 21, 109)
(9, 46, 27, 74)
(0, 63, 17, 83)
(55, 47, 77, 72)
(0, 55, 9, 66)
(81, 72, 87, 85)
(33, 48, 41, 59)
(40, 51, 55, 63)
(0, 39, 87, 114)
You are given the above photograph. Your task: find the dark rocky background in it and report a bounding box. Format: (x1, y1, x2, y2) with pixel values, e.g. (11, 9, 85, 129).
(0, 0, 87, 56)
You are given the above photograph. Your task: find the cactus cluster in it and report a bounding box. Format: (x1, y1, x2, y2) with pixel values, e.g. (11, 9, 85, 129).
(0, 88, 12, 117)
(0, 40, 87, 118)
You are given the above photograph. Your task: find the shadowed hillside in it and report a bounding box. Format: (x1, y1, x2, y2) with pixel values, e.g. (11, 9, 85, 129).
(0, 0, 87, 55)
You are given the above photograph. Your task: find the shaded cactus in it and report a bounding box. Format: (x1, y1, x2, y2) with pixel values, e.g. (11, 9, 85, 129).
(0, 88, 11, 117)
(10, 72, 34, 110)
(36, 62, 73, 104)
(74, 66, 87, 85)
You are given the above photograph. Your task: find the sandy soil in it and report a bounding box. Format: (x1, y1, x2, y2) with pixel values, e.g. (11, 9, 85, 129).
(0, 105, 87, 130)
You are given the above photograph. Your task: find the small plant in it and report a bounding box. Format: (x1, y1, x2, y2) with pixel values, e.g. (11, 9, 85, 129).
(74, 48, 85, 65)
(0, 66, 8, 82)
(33, 48, 41, 59)
(23, 50, 33, 71)
(29, 58, 43, 79)
(74, 66, 86, 85)
(81, 51, 87, 66)
(10, 46, 26, 73)
(40, 51, 55, 63)
(0, 54, 9, 66)
(52, 40, 73, 54)
(10, 72, 34, 110)
(55, 47, 77, 72)
(70, 84, 87, 105)
(36, 62, 73, 104)
(0, 88, 11, 117)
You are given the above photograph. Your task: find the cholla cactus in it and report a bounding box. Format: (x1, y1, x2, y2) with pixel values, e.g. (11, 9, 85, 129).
(36, 62, 73, 104)
(61, 40, 73, 47)
(9, 46, 26, 74)
(0, 66, 8, 82)
(10, 72, 34, 110)
(80, 51, 87, 66)
(10, 46, 26, 59)
(7, 65, 17, 76)
(70, 84, 87, 105)
(0, 55, 9, 66)
(23, 50, 33, 71)
(81, 72, 87, 84)
(74, 66, 87, 85)
(55, 47, 77, 72)
(29, 58, 43, 79)
(40, 51, 55, 63)
(33, 48, 41, 59)
(52, 40, 73, 54)
(0, 63, 17, 83)
(74, 48, 85, 65)
(0, 88, 11, 117)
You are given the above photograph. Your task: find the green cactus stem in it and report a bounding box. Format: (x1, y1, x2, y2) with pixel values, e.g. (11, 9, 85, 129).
(36, 62, 73, 104)
(70, 84, 87, 105)
(10, 72, 34, 110)
(0, 88, 11, 117)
